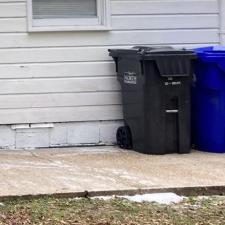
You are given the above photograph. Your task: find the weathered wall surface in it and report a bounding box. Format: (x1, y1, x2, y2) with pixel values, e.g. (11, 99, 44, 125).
(0, 0, 220, 148)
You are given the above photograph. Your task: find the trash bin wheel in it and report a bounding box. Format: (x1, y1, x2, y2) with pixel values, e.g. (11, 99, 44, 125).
(116, 126, 132, 149)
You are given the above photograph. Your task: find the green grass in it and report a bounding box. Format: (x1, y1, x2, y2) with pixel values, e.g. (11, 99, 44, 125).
(0, 196, 225, 225)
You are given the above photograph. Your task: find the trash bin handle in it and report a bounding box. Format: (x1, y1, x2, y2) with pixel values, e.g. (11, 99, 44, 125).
(140, 60, 144, 75)
(112, 57, 119, 73)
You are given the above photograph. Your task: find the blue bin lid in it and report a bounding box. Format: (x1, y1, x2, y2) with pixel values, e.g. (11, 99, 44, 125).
(194, 46, 225, 73)
(194, 46, 225, 62)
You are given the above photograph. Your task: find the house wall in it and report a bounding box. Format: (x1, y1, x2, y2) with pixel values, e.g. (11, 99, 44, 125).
(219, 0, 225, 44)
(0, 0, 220, 149)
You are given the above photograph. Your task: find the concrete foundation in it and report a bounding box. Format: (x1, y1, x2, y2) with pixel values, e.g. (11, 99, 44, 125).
(0, 120, 123, 149)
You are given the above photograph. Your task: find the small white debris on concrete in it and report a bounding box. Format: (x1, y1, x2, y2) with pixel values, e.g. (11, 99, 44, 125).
(0, 203, 5, 206)
(94, 193, 185, 205)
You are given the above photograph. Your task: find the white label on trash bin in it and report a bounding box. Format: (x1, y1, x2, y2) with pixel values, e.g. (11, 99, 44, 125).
(164, 81, 181, 86)
(124, 72, 137, 84)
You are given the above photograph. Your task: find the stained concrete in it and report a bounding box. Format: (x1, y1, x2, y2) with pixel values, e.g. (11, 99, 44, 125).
(0, 146, 224, 197)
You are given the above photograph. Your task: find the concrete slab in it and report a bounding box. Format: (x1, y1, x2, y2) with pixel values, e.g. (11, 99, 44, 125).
(0, 146, 224, 197)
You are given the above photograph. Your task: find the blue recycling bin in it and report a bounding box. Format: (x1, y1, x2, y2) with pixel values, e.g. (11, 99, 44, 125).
(192, 46, 225, 153)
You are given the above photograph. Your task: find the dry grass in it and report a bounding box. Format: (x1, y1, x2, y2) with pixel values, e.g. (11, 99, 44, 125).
(0, 196, 225, 225)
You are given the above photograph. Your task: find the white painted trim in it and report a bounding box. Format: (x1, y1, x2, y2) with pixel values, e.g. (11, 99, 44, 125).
(28, 25, 111, 32)
(27, 0, 33, 31)
(30, 123, 54, 128)
(11, 123, 54, 129)
(27, 0, 111, 32)
(11, 124, 30, 130)
(219, 0, 225, 44)
(33, 18, 100, 27)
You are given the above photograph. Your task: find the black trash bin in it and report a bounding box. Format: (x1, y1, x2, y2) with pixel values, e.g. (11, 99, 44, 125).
(109, 46, 196, 154)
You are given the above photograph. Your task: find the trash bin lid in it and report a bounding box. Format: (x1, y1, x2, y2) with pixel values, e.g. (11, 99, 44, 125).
(133, 46, 194, 55)
(109, 46, 195, 58)
(109, 46, 196, 77)
(194, 46, 225, 62)
(132, 46, 174, 53)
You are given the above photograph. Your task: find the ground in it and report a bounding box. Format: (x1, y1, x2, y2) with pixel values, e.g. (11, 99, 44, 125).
(0, 147, 225, 224)
(0, 196, 225, 225)
(1, 147, 225, 197)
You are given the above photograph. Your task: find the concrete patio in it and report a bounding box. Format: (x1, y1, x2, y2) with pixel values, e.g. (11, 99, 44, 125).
(0, 146, 225, 197)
